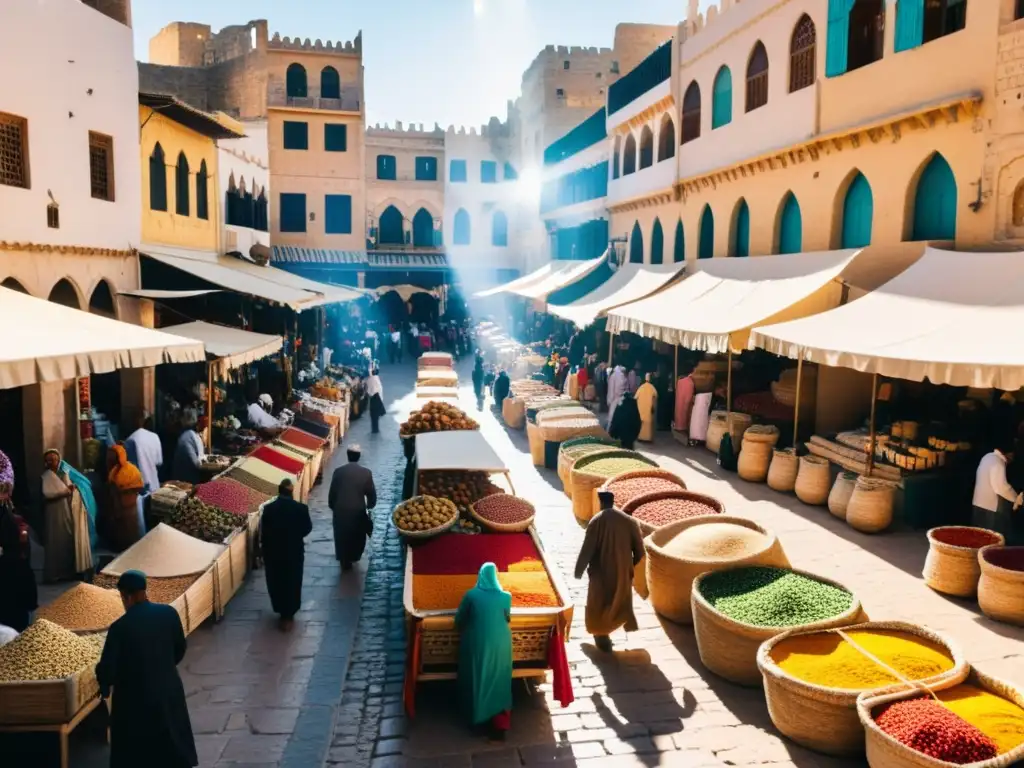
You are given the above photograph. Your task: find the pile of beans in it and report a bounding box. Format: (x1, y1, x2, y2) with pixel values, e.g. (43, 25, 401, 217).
(662, 523, 767, 559)
(0, 619, 102, 682)
(632, 495, 721, 529)
(875, 697, 997, 764)
(933, 527, 1003, 549)
(36, 583, 124, 632)
(982, 546, 1024, 572)
(577, 455, 656, 478)
(95, 572, 199, 604)
(195, 478, 270, 519)
(699, 566, 854, 628)
(473, 494, 534, 526)
(605, 476, 683, 508)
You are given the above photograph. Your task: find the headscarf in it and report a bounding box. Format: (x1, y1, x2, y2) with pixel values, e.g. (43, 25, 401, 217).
(475, 562, 508, 594)
(107, 444, 144, 492)
(44, 449, 98, 549)
(0, 448, 13, 500)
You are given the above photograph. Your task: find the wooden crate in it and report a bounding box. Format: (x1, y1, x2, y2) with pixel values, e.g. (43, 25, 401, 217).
(170, 567, 216, 636)
(0, 667, 100, 726)
(213, 529, 249, 618)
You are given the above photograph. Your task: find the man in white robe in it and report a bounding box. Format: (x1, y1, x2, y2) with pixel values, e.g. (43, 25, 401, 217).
(606, 365, 628, 430)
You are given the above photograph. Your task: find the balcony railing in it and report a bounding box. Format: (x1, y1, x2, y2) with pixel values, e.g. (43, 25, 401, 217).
(607, 41, 672, 116)
(543, 108, 606, 166)
(268, 78, 362, 112)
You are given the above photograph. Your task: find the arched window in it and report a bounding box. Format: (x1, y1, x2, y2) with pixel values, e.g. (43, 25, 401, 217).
(378, 205, 405, 245)
(175, 152, 190, 216)
(149, 143, 167, 211)
(746, 42, 769, 112)
(612, 136, 621, 180)
(841, 172, 874, 248)
(777, 192, 803, 254)
(681, 82, 702, 144)
(1013, 181, 1024, 228)
(650, 219, 664, 265)
(674, 219, 685, 262)
(629, 221, 644, 264)
(658, 114, 676, 162)
(790, 14, 817, 92)
(320, 66, 341, 100)
(453, 209, 471, 245)
(1, 277, 28, 294)
(622, 134, 637, 175)
(196, 160, 209, 220)
(286, 63, 308, 98)
(639, 126, 654, 170)
(712, 67, 733, 129)
(733, 199, 751, 257)
(88, 280, 116, 319)
(492, 210, 509, 247)
(412, 208, 435, 247)
(699, 205, 715, 259)
(255, 189, 268, 232)
(911, 153, 957, 241)
(48, 278, 80, 309)
(847, 0, 885, 74)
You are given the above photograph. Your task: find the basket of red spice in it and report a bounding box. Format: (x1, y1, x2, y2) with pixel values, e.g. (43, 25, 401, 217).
(857, 667, 1024, 768)
(923, 527, 1005, 598)
(470, 494, 535, 533)
(977, 545, 1024, 626)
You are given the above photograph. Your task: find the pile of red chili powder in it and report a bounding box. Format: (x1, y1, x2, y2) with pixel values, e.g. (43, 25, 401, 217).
(875, 697, 998, 764)
(932, 527, 1003, 549)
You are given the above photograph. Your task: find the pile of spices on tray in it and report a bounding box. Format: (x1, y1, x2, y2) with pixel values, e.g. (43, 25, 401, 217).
(279, 428, 324, 452)
(981, 546, 1024, 572)
(195, 477, 270, 518)
(875, 697, 997, 764)
(95, 573, 199, 604)
(36, 583, 124, 632)
(604, 475, 683, 509)
(632, 494, 722, 529)
(937, 684, 1024, 754)
(0, 619, 104, 681)
(412, 571, 559, 611)
(769, 629, 954, 689)
(167, 496, 239, 543)
(249, 446, 305, 476)
(698, 566, 854, 628)
(662, 523, 767, 559)
(411, 533, 541, 575)
(932, 527, 1003, 549)
(225, 467, 280, 497)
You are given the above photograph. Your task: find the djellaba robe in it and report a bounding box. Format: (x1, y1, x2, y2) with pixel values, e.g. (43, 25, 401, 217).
(674, 375, 696, 433)
(574, 506, 645, 637)
(259, 494, 313, 619)
(328, 462, 377, 564)
(605, 366, 628, 427)
(635, 381, 658, 442)
(608, 393, 642, 450)
(454, 564, 513, 725)
(96, 601, 197, 768)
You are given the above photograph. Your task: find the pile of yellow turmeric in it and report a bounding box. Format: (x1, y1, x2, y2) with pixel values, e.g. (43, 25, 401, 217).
(937, 684, 1024, 755)
(412, 571, 559, 611)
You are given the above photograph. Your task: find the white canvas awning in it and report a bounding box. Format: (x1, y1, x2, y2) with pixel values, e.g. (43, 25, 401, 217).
(415, 431, 508, 472)
(473, 264, 554, 298)
(162, 322, 283, 373)
(119, 289, 222, 300)
(606, 250, 860, 353)
(142, 245, 362, 311)
(510, 255, 606, 300)
(549, 262, 683, 327)
(0, 287, 206, 389)
(750, 247, 1024, 390)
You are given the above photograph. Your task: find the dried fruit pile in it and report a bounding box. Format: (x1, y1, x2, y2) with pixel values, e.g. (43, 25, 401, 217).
(632, 495, 722, 529)
(400, 401, 479, 436)
(604, 475, 684, 509)
(393, 495, 458, 534)
(875, 697, 998, 764)
(419, 471, 502, 508)
(35, 583, 124, 633)
(95, 572, 199, 604)
(167, 496, 240, 543)
(194, 478, 270, 519)
(0, 619, 103, 682)
(472, 494, 534, 527)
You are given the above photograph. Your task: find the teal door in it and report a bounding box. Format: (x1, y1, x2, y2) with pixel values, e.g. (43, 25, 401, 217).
(699, 206, 715, 259)
(674, 219, 685, 262)
(912, 154, 957, 241)
(734, 199, 750, 257)
(712, 67, 733, 129)
(630, 221, 644, 263)
(778, 193, 803, 254)
(841, 172, 873, 248)
(650, 219, 664, 264)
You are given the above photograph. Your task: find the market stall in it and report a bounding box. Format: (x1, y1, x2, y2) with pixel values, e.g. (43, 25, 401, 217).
(548, 262, 683, 329)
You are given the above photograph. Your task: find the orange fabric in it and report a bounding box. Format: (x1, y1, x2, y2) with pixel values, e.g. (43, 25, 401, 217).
(404, 620, 422, 718)
(107, 444, 144, 492)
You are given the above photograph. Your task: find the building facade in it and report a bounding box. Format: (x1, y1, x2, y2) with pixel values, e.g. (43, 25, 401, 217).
(218, 119, 270, 257)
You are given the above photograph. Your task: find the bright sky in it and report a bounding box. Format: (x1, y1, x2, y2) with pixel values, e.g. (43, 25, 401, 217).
(133, 0, 712, 129)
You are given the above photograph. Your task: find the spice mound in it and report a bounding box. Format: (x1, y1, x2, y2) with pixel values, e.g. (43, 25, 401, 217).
(769, 629, 954, 690)
(412, 571, 559, 610)
(168, 496, 240, 543)
(473, 495, 534, 528)
(36, 583, 124, 633)
(576, 454, 657, 478)
(698, 566, 853, 628)
(932, 527, 1003, 549)
(937, 683, 1024, 755)
(662, 523, 767, 560)
(875, 697, 997, 764)
(0, 619, 103, 682)
(604, 476, 683, 509)
(393, 495, 457, 534)
(632, 495, 721, 529)
(95, 572, 199, 605)
(982, 546, 1024, 572)
(195, 477, 269, 519)
(102, 523, 224, 578)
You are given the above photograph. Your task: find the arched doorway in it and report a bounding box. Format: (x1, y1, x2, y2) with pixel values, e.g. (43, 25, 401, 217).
(48, 278, 80, 309)
(1, 277, 28, 294)
(412, 208, 435, 247)
(629, 221, 643, 263)
(89, 280, 117, 319)
(378, 205, 405, 246)
(698, 206, 715, 259)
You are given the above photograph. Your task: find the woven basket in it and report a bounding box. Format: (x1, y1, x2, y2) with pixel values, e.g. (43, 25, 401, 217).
(469, 495, 536, 533)
(526, 422, 545, 466)
(536, 406, 594, 424)
(728, 413, 753, 446)
(570, 450, 658, 527)
(706, 412, 729, 454)
(557, 439, 620, 497)
(645, 516, 788, 625)
(502, 398, 526, 429)
(978, 545, 1024, 625)
(847, 477, 897, 534)
(923, 527, 1005, 598)
(858, 667, 1024, 768)
(757, 621, 967, 756)
(737, 442, 773, 483)
(795, 455, 831, 506)
(393, 496, 459, 540)
(742, 424, 780, 447)
(767, 449, 799, 492)
(539, 419, 606, 444)
(691, 566, 863, 687)
(828, 472, 858, 521)
(599, 469, 687, 510)
(623, 489, 726, 538)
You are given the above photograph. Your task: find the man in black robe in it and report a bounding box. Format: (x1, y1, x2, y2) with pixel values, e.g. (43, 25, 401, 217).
(608, 392, 642, 450)
(260, 479, 313, 629)
(328, 446, 377, 571)
(96, 570, 197, 768)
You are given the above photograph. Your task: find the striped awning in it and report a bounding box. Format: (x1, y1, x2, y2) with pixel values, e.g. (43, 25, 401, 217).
(271, 247, 448, 270)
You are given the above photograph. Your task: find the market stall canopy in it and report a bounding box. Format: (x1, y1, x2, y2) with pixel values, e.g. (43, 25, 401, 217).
(163, 321, 283, 373)
(0, 287, 206, 389)
(606, 250, 860, 354)
(549, 262, 684, 328)
(415, 431, 508, 472)
(141, 245, 363, 311)
(375, 284, 439, 302)
(750, 247, 1024, 389)
(509, 255, 607, 300)
(473, 263, 554, 298)
(119, 289, 222, 300)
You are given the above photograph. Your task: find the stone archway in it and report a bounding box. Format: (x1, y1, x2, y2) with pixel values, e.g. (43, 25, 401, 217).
(48, 278, 81, 309)
(88, 279, 118, 319)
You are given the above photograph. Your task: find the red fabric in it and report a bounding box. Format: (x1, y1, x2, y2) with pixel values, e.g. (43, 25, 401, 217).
(491, 711, 511, 731)
(411, 533, 541, 575)
(734, 390, 796, 422)
(419, 336, 432, 351)
(576, 368, 588, 392)
(249, 445, 306, 475)
(404, 621, 422, 718)
(547, 626, 574, 708)
(279, 428, 324, 452)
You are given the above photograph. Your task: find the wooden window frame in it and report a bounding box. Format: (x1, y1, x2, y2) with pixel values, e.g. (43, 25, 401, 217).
(789, 15, 817, 93)
(0, 111, 29, 189)
(681, 82, 702, 144)
(89, 131, 114, 202)
(746, 42, 769, 113)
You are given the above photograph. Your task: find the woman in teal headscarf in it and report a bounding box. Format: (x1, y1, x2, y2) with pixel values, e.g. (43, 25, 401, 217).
(454, 562, 513, 740)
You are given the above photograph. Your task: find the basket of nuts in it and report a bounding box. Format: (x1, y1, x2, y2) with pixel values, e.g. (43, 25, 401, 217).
(470, 494, 536, 533)
(392, 495, 459, 539)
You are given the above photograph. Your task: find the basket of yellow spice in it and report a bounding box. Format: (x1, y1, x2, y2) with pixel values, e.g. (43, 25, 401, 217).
(857, 666, 1024, 768)
(756, 621, 967, 756)
(691, 565, 863, 687)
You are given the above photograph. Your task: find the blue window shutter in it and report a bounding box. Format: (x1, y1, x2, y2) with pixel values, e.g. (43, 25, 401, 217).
(492, 211, 508, 247)
(894, 0, 924, 53)
(324, 124, 347, 152)
(699, 206, 715, 259)
(454, 209, 471, 244)
(283, 121, 308, 150)
(912, 154, 958, 241)
(503, 162, 518, 181)
(481, 161, 497, 183)
(378, 205, 404, 245)
(415, 157, 437, 181)
(674, 219, 685, 262)
(325, 195, 352, 234)
(826, 0, 855, 77)
(778, 194, 803, 254)
(629, 221, 643, 263)
(450, 160, 467, 183)
(734, 200, 750, 257)
(842, 173, 874, 248)
(279, 193, 306, 233)
(712, 67, 733, 129)
(412, 209, 434, 247)
(377, 155, 396, 180)
(650, 219, 664, 265)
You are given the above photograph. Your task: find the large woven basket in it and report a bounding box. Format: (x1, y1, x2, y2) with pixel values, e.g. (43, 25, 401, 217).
(469, 495, 536, 533)
(557, 438, 620, 495)
(857, 667, 1024, 768)
(828, 472, 858, 521)
(599, 469, 687, 510)
(846, 477, 897, 534)
(536, 406, 594, 424)
(526, 422, 546, 466)
(737, 442, 773, 483)
(742, 424, 780, 447)
(767, 449, 799, 492)
(795, 455, 831, 506)
(526, 398, 575, 422)
(393, 496, 459, 540)
(923, 527, 1005, 598)
(706, 412, 729, 454)
(645, 516, 788, 625)
(502, 398, 526, 429)
(539, 419, 606, 444)
(978, 545, 1024, 625)
(757, 621, 967, 756)
(727, 412, 753, 446)
(691, 566, 863, 687)
(570, 450, 658, 527)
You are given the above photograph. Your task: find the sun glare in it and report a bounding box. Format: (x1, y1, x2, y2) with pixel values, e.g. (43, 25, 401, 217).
(473, 0, 485, 18)
(515, 166, 542, 204)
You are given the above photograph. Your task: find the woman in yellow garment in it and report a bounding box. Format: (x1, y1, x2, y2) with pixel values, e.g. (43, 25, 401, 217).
(107, 444, 145, 551)
(635, 373, 658, 442)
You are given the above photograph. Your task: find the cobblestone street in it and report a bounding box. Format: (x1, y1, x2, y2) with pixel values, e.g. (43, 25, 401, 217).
(55, 358, 1024, 768)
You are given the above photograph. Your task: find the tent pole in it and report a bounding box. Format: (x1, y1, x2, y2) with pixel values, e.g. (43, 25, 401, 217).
(726, 347, 733, 418)
(673, 344, 679, 383)
(866, 373, 879, 476)
(608, 331, 615, 367)
(205, 361, 215, 452)
(792, 357, 803, 448)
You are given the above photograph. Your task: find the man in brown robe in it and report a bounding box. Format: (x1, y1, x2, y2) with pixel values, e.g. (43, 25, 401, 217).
(574, 490, 645, 652)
